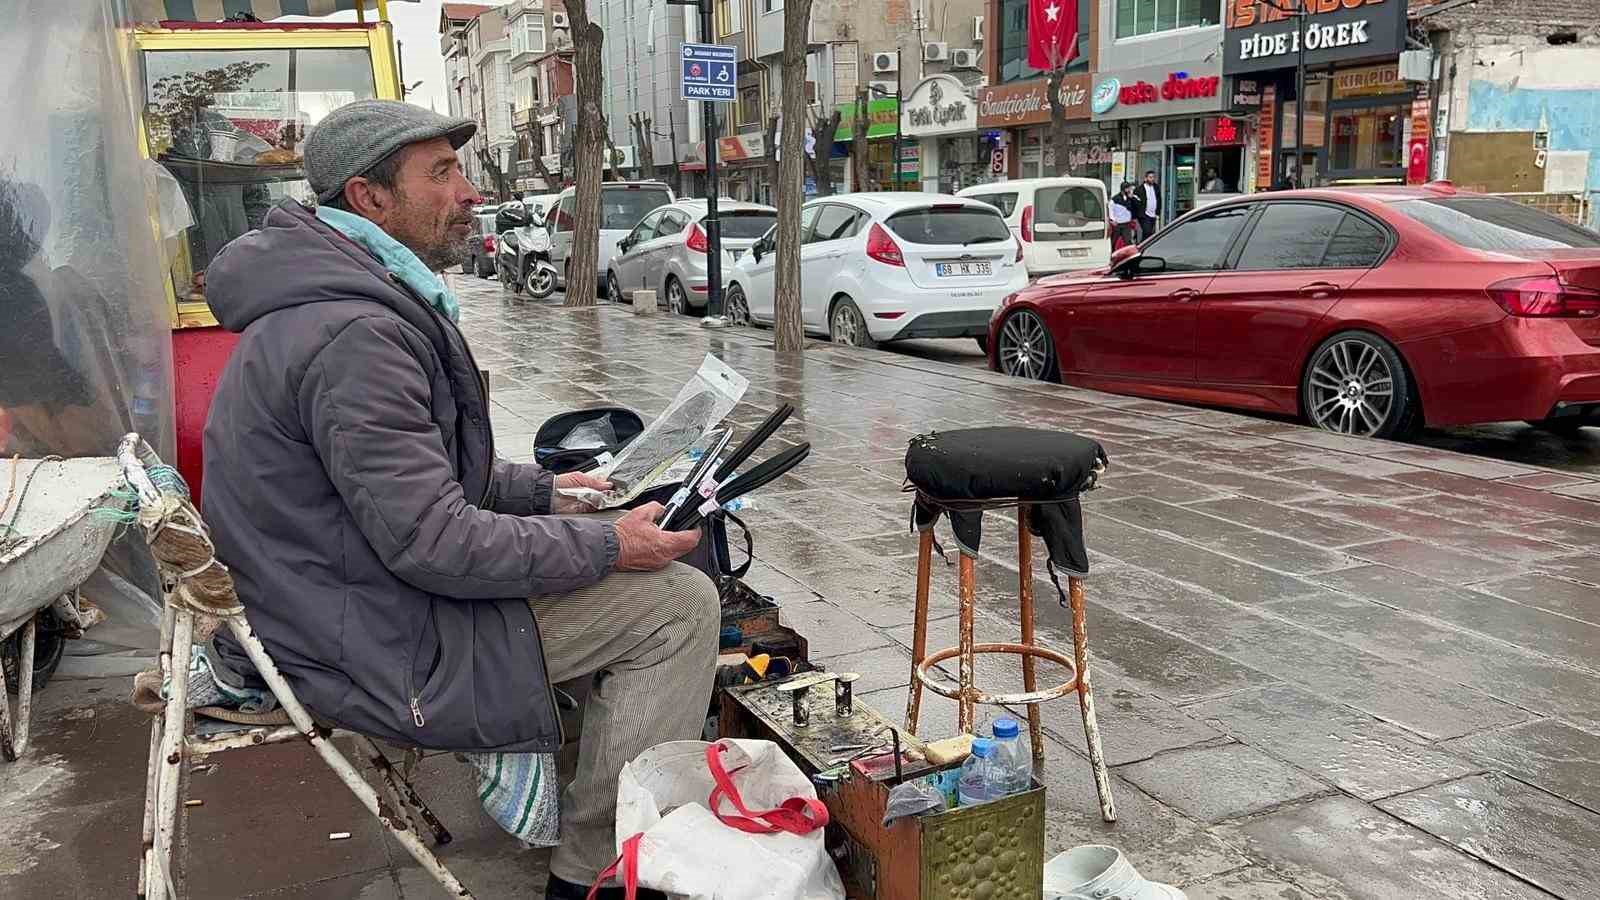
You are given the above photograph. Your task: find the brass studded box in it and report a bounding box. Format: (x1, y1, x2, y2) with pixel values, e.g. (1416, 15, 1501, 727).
(720, 678, 1046, 899)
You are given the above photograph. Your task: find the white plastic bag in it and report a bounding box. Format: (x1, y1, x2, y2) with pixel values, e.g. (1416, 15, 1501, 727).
(595, 739, 845, 900)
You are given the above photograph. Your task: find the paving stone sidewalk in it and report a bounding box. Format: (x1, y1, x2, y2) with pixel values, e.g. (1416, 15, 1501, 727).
(4, 277, 1598, 899)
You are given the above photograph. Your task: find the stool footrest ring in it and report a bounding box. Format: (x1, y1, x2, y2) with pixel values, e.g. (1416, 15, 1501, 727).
(913, 643, 1079, 706)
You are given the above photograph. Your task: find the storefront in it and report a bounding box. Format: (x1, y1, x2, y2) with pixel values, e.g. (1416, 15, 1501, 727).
(900, 74, 981, 194)
(716, 133, 768, 203)
(973, 74, 1112, 187)
(1224, 0, 1414, 187)
(1090, 60, 1233, 223)
(833, 97, 907, 191)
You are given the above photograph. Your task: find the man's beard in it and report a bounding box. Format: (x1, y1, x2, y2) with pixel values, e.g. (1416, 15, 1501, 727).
(416, 234, 468, 272)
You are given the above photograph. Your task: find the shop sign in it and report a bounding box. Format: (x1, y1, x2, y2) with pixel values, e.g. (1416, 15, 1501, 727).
(975, 75, 1091, 127)
(834, 97, 900, 141)
(1255, 84, 1277, 187)
(1204, 117, 1246, 147)
(1090, 61, 1227, 122)
(902, 75, 977, 137)
(717, 133, 765, 162)
(1330, 63, 1406, 99)
(1224, 0, 1408, 75)
(1232, 78, 1262, 107)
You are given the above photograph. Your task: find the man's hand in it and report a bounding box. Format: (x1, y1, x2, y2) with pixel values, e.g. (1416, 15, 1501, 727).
(614, 503, 701, 571)
(552, 471, 613, 514)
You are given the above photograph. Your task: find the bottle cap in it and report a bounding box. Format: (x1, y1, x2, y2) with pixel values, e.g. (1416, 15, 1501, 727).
(970, 737, 996, 758)
(992, 717, 1020, 738)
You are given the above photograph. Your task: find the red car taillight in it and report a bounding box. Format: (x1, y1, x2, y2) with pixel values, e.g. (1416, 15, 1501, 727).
(483, 234, 496, 252)
(685, 222, 709, 253)
(865, 223, 905, 267)
(1487, 275, 1600, 318)
(1020, 204, 1034, 242)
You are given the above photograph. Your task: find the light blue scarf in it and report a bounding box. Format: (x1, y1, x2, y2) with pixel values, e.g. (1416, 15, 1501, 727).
(315, 205, 461, 322)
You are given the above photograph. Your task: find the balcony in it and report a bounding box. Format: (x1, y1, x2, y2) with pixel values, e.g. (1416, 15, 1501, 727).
(514, 108, 535, 128)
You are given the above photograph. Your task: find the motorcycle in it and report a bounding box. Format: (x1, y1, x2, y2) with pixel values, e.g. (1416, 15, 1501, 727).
(495, 204, 560, 300)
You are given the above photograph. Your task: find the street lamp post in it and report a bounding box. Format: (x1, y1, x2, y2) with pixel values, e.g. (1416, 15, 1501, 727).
(1261, 0, 1310, 187)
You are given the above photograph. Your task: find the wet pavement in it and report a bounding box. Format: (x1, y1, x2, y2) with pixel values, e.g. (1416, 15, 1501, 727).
(4, 275, 1600, 899)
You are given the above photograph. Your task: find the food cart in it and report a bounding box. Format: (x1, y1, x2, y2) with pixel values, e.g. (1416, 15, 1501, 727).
(130, 1, 407, 494)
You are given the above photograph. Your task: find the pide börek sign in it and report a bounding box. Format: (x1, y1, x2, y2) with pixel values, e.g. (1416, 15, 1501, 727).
(1224, 0, 1408, 75)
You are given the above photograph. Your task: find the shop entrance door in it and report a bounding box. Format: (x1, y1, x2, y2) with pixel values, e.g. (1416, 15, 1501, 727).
(1170, 144, 1198, 219)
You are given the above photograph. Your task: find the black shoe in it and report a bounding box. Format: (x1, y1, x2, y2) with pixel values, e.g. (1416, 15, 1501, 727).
(544, 874, 666, 900)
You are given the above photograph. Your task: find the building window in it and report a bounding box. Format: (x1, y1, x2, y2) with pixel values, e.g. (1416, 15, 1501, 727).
(1329, 105, 1405, 172)
(740, 85, 763, 126)
(716, 0, 742, 35)
(1114, 0, 1216, 40)
(998, 0, 1089, 83)
(765, 0, 783, 12)
(512, 17, 546, 55)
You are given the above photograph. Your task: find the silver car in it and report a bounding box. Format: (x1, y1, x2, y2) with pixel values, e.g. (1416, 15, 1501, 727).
(548, 181, 675, 295)
(605, 199, 778, 315)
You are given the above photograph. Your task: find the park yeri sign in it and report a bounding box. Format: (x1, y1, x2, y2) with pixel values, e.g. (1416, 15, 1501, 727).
(1223, 0, 1408, 75)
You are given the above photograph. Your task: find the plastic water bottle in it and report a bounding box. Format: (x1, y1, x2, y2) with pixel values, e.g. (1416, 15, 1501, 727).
(957, 737, 998, 806)
(990, 717, 1033, 795)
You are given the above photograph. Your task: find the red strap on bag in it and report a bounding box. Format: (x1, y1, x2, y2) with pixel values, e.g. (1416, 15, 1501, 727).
(705, 741, 829, 835)
(586, 832, 643, 900)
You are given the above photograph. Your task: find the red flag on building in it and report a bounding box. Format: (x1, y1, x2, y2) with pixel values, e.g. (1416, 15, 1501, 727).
(1028, 0, 1078, 71)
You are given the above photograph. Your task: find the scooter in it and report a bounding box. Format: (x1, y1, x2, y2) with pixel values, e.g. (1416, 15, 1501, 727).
(495, 205, 559, 299)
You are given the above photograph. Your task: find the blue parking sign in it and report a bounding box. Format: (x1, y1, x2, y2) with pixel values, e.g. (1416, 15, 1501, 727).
(681, 43, 737, 103)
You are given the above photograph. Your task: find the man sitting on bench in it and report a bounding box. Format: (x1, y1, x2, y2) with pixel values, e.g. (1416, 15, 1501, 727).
(199, 100, 716, 900)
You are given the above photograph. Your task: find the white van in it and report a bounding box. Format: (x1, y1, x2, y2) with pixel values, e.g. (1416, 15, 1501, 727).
(957, 177, 1110, 278)
(548, 181, 675, 294)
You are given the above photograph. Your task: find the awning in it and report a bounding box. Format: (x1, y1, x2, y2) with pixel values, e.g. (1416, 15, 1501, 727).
(133, 0, 419, 22)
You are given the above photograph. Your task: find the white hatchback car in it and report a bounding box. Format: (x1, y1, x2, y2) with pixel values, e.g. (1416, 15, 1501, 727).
(728, 193, 1026, 349)
(957, 177, 1110, 278)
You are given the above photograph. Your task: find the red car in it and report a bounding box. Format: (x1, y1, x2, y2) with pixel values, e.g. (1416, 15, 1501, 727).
(988, 183, 1600, 437)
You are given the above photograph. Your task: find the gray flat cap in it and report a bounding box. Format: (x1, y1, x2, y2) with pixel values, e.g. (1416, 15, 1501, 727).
(304, 99, 476, 203)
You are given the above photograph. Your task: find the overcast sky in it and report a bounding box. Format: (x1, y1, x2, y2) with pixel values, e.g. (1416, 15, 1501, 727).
(279, 0, 506, 114)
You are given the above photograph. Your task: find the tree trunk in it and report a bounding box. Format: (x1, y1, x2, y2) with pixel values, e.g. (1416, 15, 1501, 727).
(566, 4, 605, 306)
(773, 0, 814, 353)
(530, 148, 557, 190)
(631, 113, 656, 176)
(1047, 65, 1071, 178)
(850, 88, 869, 191)
(764, 114, 780, 205)
(808, 109, 839, 197)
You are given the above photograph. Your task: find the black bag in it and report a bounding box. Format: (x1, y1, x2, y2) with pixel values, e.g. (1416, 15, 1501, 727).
(533, 406, 645, 474)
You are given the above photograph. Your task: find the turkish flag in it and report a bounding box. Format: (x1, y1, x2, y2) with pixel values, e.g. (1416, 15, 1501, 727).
(1028, 0, 1078, 71)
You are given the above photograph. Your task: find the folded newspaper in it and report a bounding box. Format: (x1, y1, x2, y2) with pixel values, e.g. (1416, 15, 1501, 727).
(557, 354, 749, 510)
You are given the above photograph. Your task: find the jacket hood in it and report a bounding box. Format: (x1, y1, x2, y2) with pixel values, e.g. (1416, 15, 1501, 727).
(206, 200, 423, 334)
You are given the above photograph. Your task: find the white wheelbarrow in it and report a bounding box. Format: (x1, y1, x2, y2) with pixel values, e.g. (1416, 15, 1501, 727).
(0, 454, 125, 760)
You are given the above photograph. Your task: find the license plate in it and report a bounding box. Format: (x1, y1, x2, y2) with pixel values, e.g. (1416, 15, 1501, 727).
(1059, 247, 1090, 258)
(936, 262, 992, 277)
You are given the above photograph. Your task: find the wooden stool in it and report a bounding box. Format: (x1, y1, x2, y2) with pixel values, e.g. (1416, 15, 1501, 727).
(901, 428, 1116, 823)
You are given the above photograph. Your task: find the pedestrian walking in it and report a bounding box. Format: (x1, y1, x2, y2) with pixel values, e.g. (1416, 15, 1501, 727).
(1137, 169, 1162, 240)
(1110, 181, 1140, 251)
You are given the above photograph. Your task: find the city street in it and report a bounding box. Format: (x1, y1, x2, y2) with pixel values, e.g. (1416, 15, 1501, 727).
(6, 276, 1598, 899)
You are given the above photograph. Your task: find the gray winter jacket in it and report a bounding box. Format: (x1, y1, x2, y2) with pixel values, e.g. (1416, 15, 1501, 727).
(201, 200, 618, 752)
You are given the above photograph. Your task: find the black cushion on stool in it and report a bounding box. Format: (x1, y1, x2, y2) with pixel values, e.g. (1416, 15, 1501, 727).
(905, 427, 1106, 500)
(905, 427, 1108, 580)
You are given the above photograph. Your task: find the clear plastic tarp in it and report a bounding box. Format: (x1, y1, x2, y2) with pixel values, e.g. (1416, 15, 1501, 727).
(1, 0, 174, 462)
(2, 0, 180, 669)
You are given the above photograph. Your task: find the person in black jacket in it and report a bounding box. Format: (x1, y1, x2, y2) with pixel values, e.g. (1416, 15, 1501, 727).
(1137, 169, 1162, 239)
(1109, 181, 1141, 251)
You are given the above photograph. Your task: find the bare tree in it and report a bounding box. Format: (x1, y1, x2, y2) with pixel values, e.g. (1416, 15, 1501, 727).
(565, 1, 605, 306)
(850, 87, 869, 191)
(773, 0, 814, 352)
(807, 109, 840, 197)
(604, 132, 626, 180)
(476, 147, 511, 202)
(630, 112, 656, 178)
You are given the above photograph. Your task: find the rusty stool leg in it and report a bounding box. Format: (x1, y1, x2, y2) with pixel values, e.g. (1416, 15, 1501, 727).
(904, 529, 935, 735)
(957, 552, 977, 734)
(1069, 576, 1116, 822)
(1017, 508, 1045, 772)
